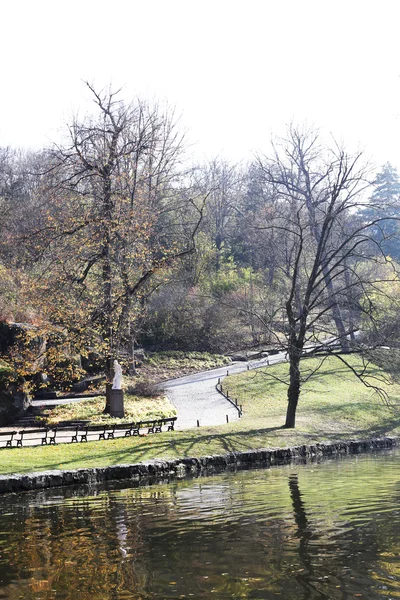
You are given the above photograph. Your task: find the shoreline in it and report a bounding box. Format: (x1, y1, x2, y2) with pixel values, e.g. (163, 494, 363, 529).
(0, 436, 397, 496)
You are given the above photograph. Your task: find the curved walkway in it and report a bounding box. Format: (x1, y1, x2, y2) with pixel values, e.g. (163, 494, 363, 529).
(163, 350, 287, 429)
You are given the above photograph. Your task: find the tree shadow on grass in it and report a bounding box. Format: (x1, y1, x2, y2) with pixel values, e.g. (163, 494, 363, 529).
(301, 399, 400, 425)
(314, 418, 400, 442)
(9, 425, 295, 474)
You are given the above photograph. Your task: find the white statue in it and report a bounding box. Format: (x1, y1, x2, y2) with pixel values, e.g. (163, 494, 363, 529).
(112, 360, 123, 390)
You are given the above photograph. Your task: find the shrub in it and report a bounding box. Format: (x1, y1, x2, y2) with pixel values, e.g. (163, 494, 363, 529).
(126, 379, 161, 398)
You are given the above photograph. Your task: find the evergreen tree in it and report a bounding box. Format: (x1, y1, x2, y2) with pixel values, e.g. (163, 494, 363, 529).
(362, 163, 400, 259)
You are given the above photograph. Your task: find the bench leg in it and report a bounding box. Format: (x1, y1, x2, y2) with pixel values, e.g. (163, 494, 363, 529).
(6, 440, 12, 448)
(80, 435, 87, 442)
(16, 440, 22, 447)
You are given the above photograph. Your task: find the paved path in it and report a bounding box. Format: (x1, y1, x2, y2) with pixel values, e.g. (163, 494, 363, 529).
(163, 351, 287, 429)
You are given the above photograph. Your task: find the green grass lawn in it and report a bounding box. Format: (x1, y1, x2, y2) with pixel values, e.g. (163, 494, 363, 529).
(1, 355, 399, 476)
(38, 394, 176, 426)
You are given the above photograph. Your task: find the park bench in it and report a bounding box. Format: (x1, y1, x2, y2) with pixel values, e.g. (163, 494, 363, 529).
(124, 419, 162, 434)
(89, 424, 116, 441)
(123, 422, 135, 436)
(0, 430, 17, 448)
(123, 420, 148, 435)
(146, 420, 158, 434)
(109, 418, 177, 437)
(1, 416, 178, 449)
(71, 424, 89, 443)
(104, 424, 116, 439)
(48, 427, 76, 445)
(164, 416, 177, 431)
(148, 419, 169, 433)
(135, 417, 177, 434)
(15, 428, 49, 447)
(123, 421, 141, 436)
(143, 417, 176, 432)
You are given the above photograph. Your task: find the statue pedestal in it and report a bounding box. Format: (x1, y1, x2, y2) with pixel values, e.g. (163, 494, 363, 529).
(110, 389, 124, 418)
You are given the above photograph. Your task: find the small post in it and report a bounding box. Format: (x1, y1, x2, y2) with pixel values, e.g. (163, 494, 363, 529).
(267, 358, 270, 365)
(226, 415, 229, 423)
(218, 377, 221, 384)
(247, 365, 250, 371)
(226, 389, 229, 398)
(227, 370, 229, 376)
(240, 404, 243, 412)
(197, 419, 200, 427)
(235, 398, 238, 405)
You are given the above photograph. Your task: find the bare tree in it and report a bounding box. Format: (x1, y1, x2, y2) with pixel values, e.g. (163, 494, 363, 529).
(195, 158, 243, 270)
(250, 127, 394, 427)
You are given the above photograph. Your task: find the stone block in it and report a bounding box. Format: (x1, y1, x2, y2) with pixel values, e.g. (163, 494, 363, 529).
(110, 389, 124, 418)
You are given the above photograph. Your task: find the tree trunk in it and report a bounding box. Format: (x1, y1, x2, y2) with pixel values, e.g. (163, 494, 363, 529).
(285, 354, 301, 428)
(303, 179, 350, 353)
(129, 327, 138, 376)
(102, 175, 114, 413)
(104, 382, 113, 414)
(322, 266, 350, 352)
(344, 259, 356, 343)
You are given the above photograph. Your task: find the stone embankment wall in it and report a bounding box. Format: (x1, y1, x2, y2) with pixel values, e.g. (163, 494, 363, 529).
(0, 437, 397, 496)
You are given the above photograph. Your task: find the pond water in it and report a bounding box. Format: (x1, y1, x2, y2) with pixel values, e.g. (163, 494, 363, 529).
(0, 450, 399, 599)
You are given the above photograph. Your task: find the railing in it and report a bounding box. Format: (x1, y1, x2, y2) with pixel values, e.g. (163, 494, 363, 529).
(216, 374, 243, 417)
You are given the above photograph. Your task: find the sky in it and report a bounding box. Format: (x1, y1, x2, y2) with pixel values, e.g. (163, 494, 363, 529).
(1, 0, 400, 170)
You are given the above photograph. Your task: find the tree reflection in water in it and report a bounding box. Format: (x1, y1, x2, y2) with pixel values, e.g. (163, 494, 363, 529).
(0, 451, 399, 599)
